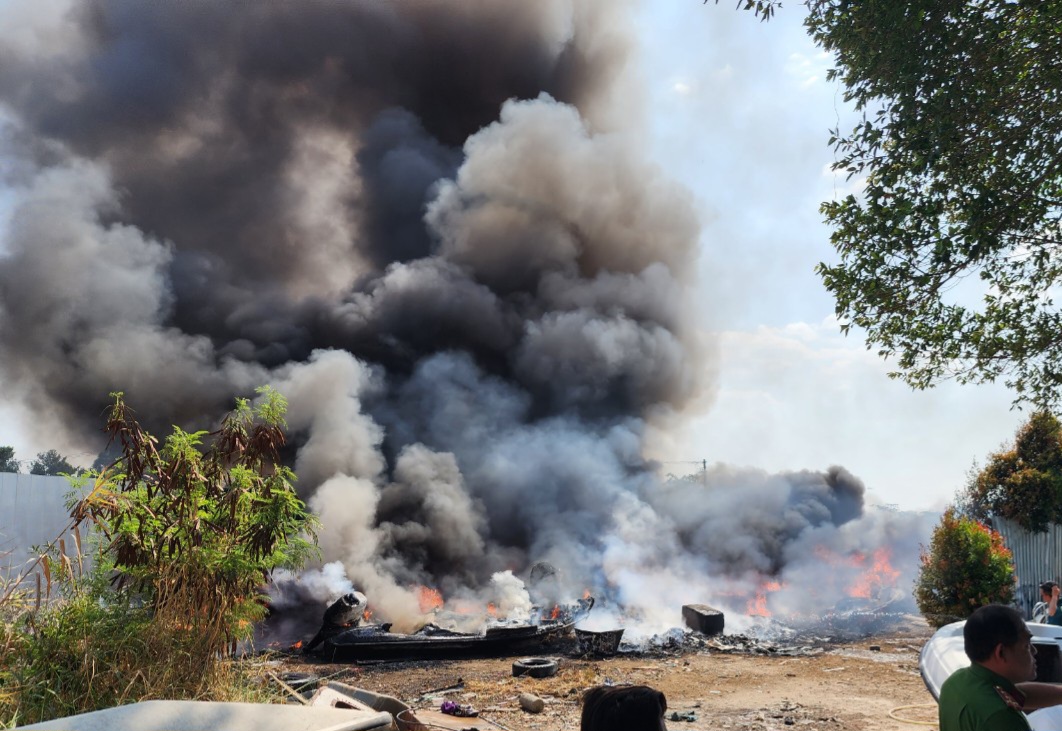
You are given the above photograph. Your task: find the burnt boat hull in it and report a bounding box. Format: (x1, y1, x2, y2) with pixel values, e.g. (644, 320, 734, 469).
(321, 620, 577, 662)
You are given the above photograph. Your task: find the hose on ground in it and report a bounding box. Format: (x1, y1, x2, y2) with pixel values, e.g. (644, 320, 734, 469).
(888, 703, 937, 726)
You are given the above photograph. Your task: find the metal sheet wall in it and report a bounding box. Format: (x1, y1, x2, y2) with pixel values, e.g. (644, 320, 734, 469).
(0, 473, 84, 583)
(994, 517, 1062, 618)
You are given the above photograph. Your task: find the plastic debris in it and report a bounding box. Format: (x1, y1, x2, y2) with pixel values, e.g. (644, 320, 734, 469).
(669, 710, 697, 722)
(440, 700, 479, 717)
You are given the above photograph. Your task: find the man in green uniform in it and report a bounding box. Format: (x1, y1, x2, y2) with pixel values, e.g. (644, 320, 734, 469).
(939, 604, 1062, 730)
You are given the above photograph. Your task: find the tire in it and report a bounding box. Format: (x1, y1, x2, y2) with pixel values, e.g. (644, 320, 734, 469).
(512, 657, 558, 678)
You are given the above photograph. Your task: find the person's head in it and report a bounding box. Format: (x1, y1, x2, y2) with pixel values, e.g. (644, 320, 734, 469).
(964, 604, 1036, 683)
(1041, 581, 1058, 602)
(581, 685, 667, 731)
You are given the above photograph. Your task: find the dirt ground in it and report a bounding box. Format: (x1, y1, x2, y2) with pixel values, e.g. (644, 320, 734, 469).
(270, 616, 939, 731)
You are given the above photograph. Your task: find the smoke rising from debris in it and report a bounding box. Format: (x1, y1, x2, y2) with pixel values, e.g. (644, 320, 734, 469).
(0, 0, 930, 632)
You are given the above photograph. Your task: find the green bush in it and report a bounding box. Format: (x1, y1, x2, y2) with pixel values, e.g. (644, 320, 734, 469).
(3, 569, 195, 725)
(915, 508, 1016, 628)
(1, 579, 281, 726)
(74, 387, 319, 652)
(0, 387, 318, 725)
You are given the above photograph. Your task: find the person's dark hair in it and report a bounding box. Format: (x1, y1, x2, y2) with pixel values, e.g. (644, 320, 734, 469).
(1041, 581, 1057, 595)
(581, 685, 667, 731)
(964, 604, 1027, 662)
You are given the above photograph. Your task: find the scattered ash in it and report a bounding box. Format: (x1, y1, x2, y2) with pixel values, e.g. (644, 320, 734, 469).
(616, 627, 821, 659)
(610, 611, 918, 659)
(785, 611, 916, 644)
(699, 633, 823, 657)
(725, 610, 919, 649)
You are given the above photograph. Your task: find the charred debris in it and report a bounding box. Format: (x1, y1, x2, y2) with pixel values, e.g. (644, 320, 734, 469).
(285, 592, 914, 664)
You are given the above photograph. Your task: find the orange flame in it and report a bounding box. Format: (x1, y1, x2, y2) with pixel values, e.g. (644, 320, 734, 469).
(362, 609, 373, 622)
(448, 599, 482, 615)
(487, 602, 499, 617)
(745, 580, 783, 617)
(812, 545, 902, 600)
(417, 586, 444, 613)
(746, 592, 770, 617)
(847, 548, 901, 599)
(291, 640, 304, 650)
(550, 605, 561, 620)
(814, 545, 866, 568)
(583, 589, 592, 600)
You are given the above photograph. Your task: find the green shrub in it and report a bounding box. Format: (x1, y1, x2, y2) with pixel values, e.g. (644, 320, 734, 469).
(915, 508, 1016, 627)
(0, 387, 317, 725)
(74, 387, 319, 653)
(1, 587, 281, 726)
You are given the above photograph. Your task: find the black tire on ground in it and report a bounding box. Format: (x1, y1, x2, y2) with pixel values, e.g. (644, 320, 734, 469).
(512, 657, 559, 678)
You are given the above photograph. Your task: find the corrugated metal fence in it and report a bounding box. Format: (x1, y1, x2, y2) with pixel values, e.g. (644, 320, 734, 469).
(0, 473, 85, 583)
(994, 516, 1062, 618)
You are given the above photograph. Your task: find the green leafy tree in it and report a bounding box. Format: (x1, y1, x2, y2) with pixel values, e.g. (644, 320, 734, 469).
(915, 508, 1016, 628)
(0, 446, 18, 473)
(801, 1, 1062, 404)
(961, 411, 1062, 532)
(718, 1, 1062, 403)
(711, 0, 781, 22)
(29, 449, 75, 476)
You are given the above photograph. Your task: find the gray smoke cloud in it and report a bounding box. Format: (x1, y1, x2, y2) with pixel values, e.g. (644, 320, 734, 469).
(0, 0, 930, 633)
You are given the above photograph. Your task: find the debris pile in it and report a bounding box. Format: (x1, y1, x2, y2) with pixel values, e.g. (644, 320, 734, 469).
(700, 634, 823, 657)
(633, 629, 823, 658)
(605, 609, 919, 659)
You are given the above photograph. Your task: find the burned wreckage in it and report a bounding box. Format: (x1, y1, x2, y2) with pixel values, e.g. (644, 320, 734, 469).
(303, 592, 595, 662)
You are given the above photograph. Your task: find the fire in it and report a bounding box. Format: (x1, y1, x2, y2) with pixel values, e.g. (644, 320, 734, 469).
(814, 545, 865, 568)
(745, 580, 782, 617)
(550, 605, 560, 620)
(583, 589, 592, 600)
(487, 602, 499, 617)
(746, 592, 770, 617)
(291, 640, 303, 650)
(362, 609, 373, 622)
(812, 545, 902, 600)
(848, 548, 901, 599)
(417, 586, 444, 613)
(449, 599, 483, 615)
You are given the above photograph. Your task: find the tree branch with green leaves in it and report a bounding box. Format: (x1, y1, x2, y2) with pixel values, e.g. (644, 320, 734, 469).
(805, 1, 1062, 404)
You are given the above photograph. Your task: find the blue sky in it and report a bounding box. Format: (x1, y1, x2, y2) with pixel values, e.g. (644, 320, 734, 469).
(0, 1, 1027, 511)
(634, 3, 1024, 511)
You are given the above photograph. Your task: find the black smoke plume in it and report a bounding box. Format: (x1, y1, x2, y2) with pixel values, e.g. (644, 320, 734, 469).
(0, 0, 929, 633)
